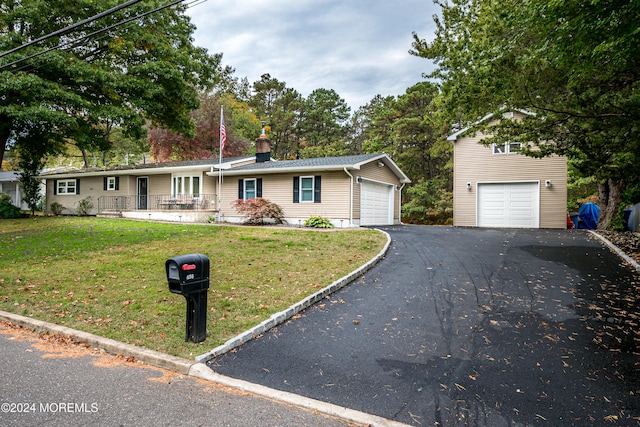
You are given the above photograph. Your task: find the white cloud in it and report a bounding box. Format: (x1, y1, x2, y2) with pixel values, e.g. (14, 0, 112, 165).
(185, 0, 438, 109)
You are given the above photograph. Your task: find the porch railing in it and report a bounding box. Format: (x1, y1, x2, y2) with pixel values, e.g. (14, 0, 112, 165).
(98, 194, 216, 213)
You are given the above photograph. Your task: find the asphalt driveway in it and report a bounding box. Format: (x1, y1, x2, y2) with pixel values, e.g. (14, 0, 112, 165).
(207, 225, 640, 426)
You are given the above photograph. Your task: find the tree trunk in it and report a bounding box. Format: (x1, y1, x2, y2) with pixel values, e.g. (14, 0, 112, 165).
(81, 148, 89, 169)
(0, 127, 10, 170)
(597, 178, 625, 230)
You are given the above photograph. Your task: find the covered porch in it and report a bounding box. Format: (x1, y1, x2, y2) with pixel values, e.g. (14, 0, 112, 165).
(97, 194, 219, 222)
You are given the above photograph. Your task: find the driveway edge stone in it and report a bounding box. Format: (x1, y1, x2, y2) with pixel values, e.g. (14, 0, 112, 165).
(589, 230, 640, 272)
(194, 228, 392, 363)
(188, 363, 410, 427)
(0, 228, 397, 426)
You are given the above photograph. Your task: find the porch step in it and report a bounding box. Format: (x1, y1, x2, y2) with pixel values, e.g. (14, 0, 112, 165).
(97, 211, 123, 219)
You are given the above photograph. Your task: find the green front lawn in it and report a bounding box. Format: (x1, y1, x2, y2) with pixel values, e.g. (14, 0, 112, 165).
(0, 217, 386, 358)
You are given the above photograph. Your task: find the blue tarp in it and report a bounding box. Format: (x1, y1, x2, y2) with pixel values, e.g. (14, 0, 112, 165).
(628, 202, 640, 232)
(578, 202, 600, 229)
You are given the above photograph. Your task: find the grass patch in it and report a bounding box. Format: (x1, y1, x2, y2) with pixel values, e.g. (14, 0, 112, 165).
(0, 217, 385, 358)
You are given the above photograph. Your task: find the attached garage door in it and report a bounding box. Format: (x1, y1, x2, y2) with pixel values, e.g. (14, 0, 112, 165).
(360, 181, 393, 226)
(477, 182, 539, 228)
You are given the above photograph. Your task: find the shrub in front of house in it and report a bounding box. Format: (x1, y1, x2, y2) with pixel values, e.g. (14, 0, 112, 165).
(304, 216, 334, 228)
(232, 198, 285, 225)
(76, 196, 94, 216)
(0, 192, 21, 219)
(49, 202, 64, 216)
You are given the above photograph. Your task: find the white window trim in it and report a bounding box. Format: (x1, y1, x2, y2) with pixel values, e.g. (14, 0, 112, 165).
(57, 179, 77, 195)
(300, 176, 315, 203)
(243, 178, 257, 200)
(107, 176, 117, 191)
(171, 174, 202, 197)
(493, 142, 522, 155)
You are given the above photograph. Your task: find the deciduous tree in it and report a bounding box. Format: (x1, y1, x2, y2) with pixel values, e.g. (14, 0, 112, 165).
(0, 0, 224, 169)
(411, 0, 640, 228)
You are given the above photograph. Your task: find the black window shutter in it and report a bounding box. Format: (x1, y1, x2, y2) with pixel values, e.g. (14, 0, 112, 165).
(103, 177, 107, 191)
(314, 175, 321, 203)
(238, 179, 244, 199)
(256, 178, 262, 198)
(293, 176, 299, 203)
(115, 177, 120, 191)
(76, 179, 80, 195)
(53, 180, 57, 195)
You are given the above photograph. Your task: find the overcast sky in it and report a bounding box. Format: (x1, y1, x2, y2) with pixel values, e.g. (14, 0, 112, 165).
(185, 0, 439, 111)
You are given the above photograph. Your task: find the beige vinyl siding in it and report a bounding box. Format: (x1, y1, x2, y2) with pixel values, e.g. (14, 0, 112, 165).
(219, 171, 352, 222)
(47, 176, 105, 215)
(454, 133, 567, 228)
(146, 174, 171, 196)
(201, 173, 216, 197)
(231, 158, 259, 167)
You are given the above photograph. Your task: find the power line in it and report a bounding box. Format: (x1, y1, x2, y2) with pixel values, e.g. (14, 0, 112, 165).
(0, 0, 148, 60)
(0, 0, 196, 72)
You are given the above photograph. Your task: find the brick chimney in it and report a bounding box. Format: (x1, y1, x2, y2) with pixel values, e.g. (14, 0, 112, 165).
(255, 125, 271, 163)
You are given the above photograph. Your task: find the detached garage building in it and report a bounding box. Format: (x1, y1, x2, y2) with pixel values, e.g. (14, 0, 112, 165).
(448, 111, 567, 229)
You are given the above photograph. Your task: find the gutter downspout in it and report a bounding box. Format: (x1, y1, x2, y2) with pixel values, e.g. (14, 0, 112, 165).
(343, 167, 354, 227)
(397, 183, 406, 225)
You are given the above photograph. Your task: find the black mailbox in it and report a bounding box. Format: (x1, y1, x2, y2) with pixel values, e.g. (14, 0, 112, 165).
(165, 254, 210, 343)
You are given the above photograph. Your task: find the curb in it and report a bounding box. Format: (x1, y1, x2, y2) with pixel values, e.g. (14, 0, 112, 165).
(188, 363, 411, 427)
(588, 230, 640, 272)
(194, 228, 392, 363)
(0, 310, 196, 375)
(0, 228, 398, 426)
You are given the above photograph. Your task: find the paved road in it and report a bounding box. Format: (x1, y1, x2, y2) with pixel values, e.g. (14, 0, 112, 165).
(208, 226, 640, 426)
(0, 325, 352, 427)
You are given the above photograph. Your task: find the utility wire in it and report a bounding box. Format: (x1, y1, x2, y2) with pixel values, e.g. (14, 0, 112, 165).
(0, 0, 148, 60)
(0, 0, 194, 72)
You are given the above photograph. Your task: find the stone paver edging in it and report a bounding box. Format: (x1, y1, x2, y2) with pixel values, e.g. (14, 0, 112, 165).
(194, 229, 391, 362)
(589, 230, 640, 272)
(0, 228, 396, 427)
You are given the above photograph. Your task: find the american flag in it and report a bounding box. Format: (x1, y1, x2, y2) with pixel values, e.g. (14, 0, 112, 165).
(220, 110, 226, 152)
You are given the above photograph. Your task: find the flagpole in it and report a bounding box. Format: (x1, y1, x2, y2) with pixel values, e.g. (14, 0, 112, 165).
(218, 105, 224, 223)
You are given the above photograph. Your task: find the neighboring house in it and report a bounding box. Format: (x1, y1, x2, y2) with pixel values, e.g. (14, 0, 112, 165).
(447, 111, 567, 229)
(40, 135, 411, 227)
(0, 171, 30, 210)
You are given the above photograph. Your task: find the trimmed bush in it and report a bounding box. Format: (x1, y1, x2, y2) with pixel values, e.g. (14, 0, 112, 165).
(49, 202, 64, 216)
(232, 198, 285, 225)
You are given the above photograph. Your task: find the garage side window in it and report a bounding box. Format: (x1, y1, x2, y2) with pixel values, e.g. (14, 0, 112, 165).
(493, 142, 522, 154)
(293, 176, 321, 203)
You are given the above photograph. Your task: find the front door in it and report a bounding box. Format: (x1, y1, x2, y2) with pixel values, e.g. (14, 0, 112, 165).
(137, 177, 148, 210)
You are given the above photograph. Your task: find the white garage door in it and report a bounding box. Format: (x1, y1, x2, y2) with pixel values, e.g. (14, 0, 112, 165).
(360, 181, 393, 225)
(477, 182, 539, 228)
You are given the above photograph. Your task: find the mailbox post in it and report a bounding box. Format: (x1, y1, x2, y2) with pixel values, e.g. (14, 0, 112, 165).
(165, 254, 210, 343)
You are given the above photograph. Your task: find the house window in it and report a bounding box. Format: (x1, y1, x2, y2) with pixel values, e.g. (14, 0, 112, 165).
(293, 176, 321, 203)
(56, 179, 78, 195)
(245, 179, 256, 200)
(238, 178, 262, 200)
(493, 142, 522, 155)
(104, 176, 119, 191)
(172, 175, 201, 196)
(300, 177, 314, 202)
